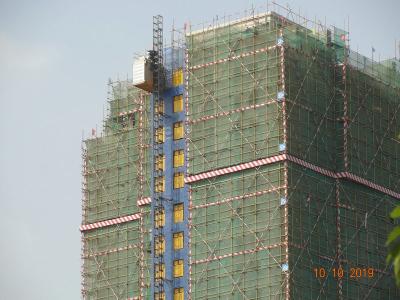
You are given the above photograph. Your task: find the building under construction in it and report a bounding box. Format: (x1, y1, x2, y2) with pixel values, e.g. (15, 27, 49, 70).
(80, 6, 400, 300)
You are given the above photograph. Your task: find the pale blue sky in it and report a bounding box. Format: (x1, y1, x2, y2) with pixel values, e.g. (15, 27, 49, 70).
(0, 1, 399, 299)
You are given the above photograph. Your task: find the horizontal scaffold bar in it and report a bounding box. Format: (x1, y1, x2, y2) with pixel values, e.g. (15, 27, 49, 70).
(289, 242, 391, 275)
(117, 108, 141, 117)
(189, 99, 276, 124)
(193, 242, 285, 265)
(192, 186, 285, 209)
(189, 44, 278, 71)
(82, 243, 139, 259)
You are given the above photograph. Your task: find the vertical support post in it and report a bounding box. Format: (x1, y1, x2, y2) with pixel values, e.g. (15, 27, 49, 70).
(81, 143, 88, 299)
(278, 27, 290, 300)
(138, 93, 145, 300)
(335, 179, 343, 300)
(184, 28, 192, 299)
(342, 35, 349, 171)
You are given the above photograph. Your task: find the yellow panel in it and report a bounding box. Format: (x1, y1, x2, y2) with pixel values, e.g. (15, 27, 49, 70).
(155, 263, 165, 280)
(173, 288, 184, 300)
(173, 259, 184, 277)
(155, 155, 165, 171)
(173, 203, 184, 223)
(155, 127, 165, 143)
(173, 172, 184, 189)
(173, 232, 184, 250)
(173, 69, 183, 86)
(155, 176, 165, 193)
(155, 209, 165, 228)
(155, 235, 165, 255)
(155, 292, 165, 300)
(173, 150, 184, 168)
(173, 95, 183, 112)
(155, 100, 164, 115)
(173, 122, 184, 140)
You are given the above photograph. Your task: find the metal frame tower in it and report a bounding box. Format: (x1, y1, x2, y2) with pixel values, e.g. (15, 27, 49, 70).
(151, 14, 165, 299)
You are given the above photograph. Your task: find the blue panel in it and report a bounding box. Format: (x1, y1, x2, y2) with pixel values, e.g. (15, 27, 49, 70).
(151, 46, 187, 300)
(151, 61, 188, 299)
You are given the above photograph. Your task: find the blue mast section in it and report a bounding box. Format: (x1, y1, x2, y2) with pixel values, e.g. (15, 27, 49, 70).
(150, 15, 187, 300)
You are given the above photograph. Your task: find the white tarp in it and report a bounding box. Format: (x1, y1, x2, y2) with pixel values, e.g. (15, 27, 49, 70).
(132, 56, 146, 85)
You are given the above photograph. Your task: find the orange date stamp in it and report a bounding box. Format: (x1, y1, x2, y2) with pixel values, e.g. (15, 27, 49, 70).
(313, 267, 374, 279)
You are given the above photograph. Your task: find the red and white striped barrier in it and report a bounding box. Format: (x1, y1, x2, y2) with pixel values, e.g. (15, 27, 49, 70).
(185, 154, 286, 183)
(337, 172, 400, 199)
(137, 197, 151, 206)
(286, 154, 337, 178)
(80, 213, 141, 232)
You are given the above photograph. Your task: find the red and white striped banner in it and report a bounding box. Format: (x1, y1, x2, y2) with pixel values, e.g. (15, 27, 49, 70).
(286, 154, 337, 178)
(80, 213, 141, 232)
(190, 45, 277, 71)
(185, 154, 286, 183)
(137, 197, 151, 206)
(337, 172, 400, 199)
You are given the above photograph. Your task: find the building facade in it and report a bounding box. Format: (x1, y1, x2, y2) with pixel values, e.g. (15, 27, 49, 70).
(81, 11, 400, 300)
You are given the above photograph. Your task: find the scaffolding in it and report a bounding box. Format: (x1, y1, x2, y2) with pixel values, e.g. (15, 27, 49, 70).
(150, 14, 168, 300)
(185, 8, 400, 300)
(81, 5, 400, 300)
(81, 81, 153, 299)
